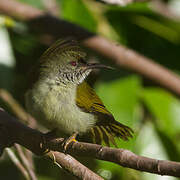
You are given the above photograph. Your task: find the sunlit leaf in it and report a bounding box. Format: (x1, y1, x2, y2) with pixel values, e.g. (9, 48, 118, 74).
(142, 88, 180, 159)
(142, 88, 180, 136)
(61, 0, 97, 32)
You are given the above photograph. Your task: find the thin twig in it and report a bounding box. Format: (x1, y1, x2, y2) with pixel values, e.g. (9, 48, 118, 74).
(24, 150, 35, 174)
(0, 89, 37, 179)
(0, 89, 36, 128)
(97, 0, 149, 6)
(46, 151, 103, 180)
(14, 144, 37, 180)
(5, 148, 30, 180)
(42, 0, 59, 16)
(150, 0, 180, 21)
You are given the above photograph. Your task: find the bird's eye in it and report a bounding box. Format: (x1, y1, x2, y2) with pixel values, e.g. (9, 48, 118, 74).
(70, 61, 77, 66)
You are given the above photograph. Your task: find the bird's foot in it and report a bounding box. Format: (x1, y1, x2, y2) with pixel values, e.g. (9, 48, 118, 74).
(40, 136, 50, 154)
(40, 129, 57, 154)
(62, 132, 78, 153)
(51, 152, 62, 168)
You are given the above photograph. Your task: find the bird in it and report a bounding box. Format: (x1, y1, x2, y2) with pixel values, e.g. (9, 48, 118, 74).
(25, 38, 133, 149)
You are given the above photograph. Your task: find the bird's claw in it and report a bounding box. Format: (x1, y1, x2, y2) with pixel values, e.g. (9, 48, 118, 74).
(62, 132, 78, 153)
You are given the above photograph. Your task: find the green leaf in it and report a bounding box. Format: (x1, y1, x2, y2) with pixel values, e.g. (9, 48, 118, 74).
(142, 88, 180, 136)
(61, 0, 97, 32)
(142, 88, 180, 159)
(96, 76, 141, 127)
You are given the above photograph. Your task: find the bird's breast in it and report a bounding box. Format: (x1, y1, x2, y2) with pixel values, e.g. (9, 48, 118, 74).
(25, 80, 96, 136)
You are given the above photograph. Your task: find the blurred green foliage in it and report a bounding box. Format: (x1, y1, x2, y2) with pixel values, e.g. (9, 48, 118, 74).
(61, 0, 97, 32)
(0, 0, 180, 180)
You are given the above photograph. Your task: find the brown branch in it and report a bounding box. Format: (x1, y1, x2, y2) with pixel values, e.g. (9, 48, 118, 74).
(42, 0, 60, 16)
(150, 0, 180, 21)
(97, 0, 149, 6)
(46, 151, 103, 180)
(0, 89, 36, 128)
(0, 0, 42, 20)
(0, 108, 103, 180)
(0, 89, 37, 177)
(83, 36, 180, 95)
(5, 148, 30, 180)
(14, 144, 37, 180)
(0, 109, 179, 177)
(24, 150, 35, 177)
(1, 0, 180, 97)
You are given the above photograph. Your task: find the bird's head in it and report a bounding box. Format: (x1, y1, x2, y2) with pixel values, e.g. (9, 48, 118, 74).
(39, 39, 112, 85)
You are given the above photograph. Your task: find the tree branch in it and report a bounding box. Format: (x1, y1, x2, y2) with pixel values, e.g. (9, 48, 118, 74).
(0, 109, 179, 177)
(96, 0, 149, 6)
(0, 89, 37, 179)
(0, 108, 103, 180)
(5, 148, 30, 180)
(150, 0, 180, 21)
(46, 151, 103, 180)
(0, 89, 36, 127)
(1, 0, 180, 97)
(14, 144, 37, 180)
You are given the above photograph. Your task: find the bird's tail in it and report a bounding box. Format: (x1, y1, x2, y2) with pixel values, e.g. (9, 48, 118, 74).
(88, 121, 133, 147)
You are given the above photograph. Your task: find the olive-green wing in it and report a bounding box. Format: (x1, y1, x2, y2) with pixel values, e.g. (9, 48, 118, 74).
(76, 81, 133, 146)
(76, 81, 111, 116)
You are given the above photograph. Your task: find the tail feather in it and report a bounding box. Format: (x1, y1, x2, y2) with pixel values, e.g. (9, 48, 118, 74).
(90, 121, 133, 146)
(91, 126, 103, 145)
(95, 126, 104, 144)
(99, 126, 111, 147)
(105, 126, 117, 146)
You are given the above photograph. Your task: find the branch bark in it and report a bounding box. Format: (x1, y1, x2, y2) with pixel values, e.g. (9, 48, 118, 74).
(0, 109, 179, 178)
(150, 0, 180, 21)
(97, 0, 149, 6)
(14, 144, 37, 180)
(0, 108, 103, 180)
(1, 0, 180, 97)
(0, 89, 37, 179)
(5, 148, 30, 180)
(46, 151, 103, 180)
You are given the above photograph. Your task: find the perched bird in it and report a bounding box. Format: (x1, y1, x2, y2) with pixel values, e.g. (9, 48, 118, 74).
(25, 39, 133, 148)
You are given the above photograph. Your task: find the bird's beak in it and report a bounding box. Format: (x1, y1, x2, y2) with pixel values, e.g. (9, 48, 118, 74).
(85, 63, 114, 70)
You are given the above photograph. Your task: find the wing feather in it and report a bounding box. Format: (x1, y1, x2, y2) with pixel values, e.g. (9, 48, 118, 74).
(76, 81, 111, 115)
(76, 81, 133, 146)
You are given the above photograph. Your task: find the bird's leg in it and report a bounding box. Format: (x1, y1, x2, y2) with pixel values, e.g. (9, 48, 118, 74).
(62, 132, 78, 153)
(40, 129, 57, 154)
